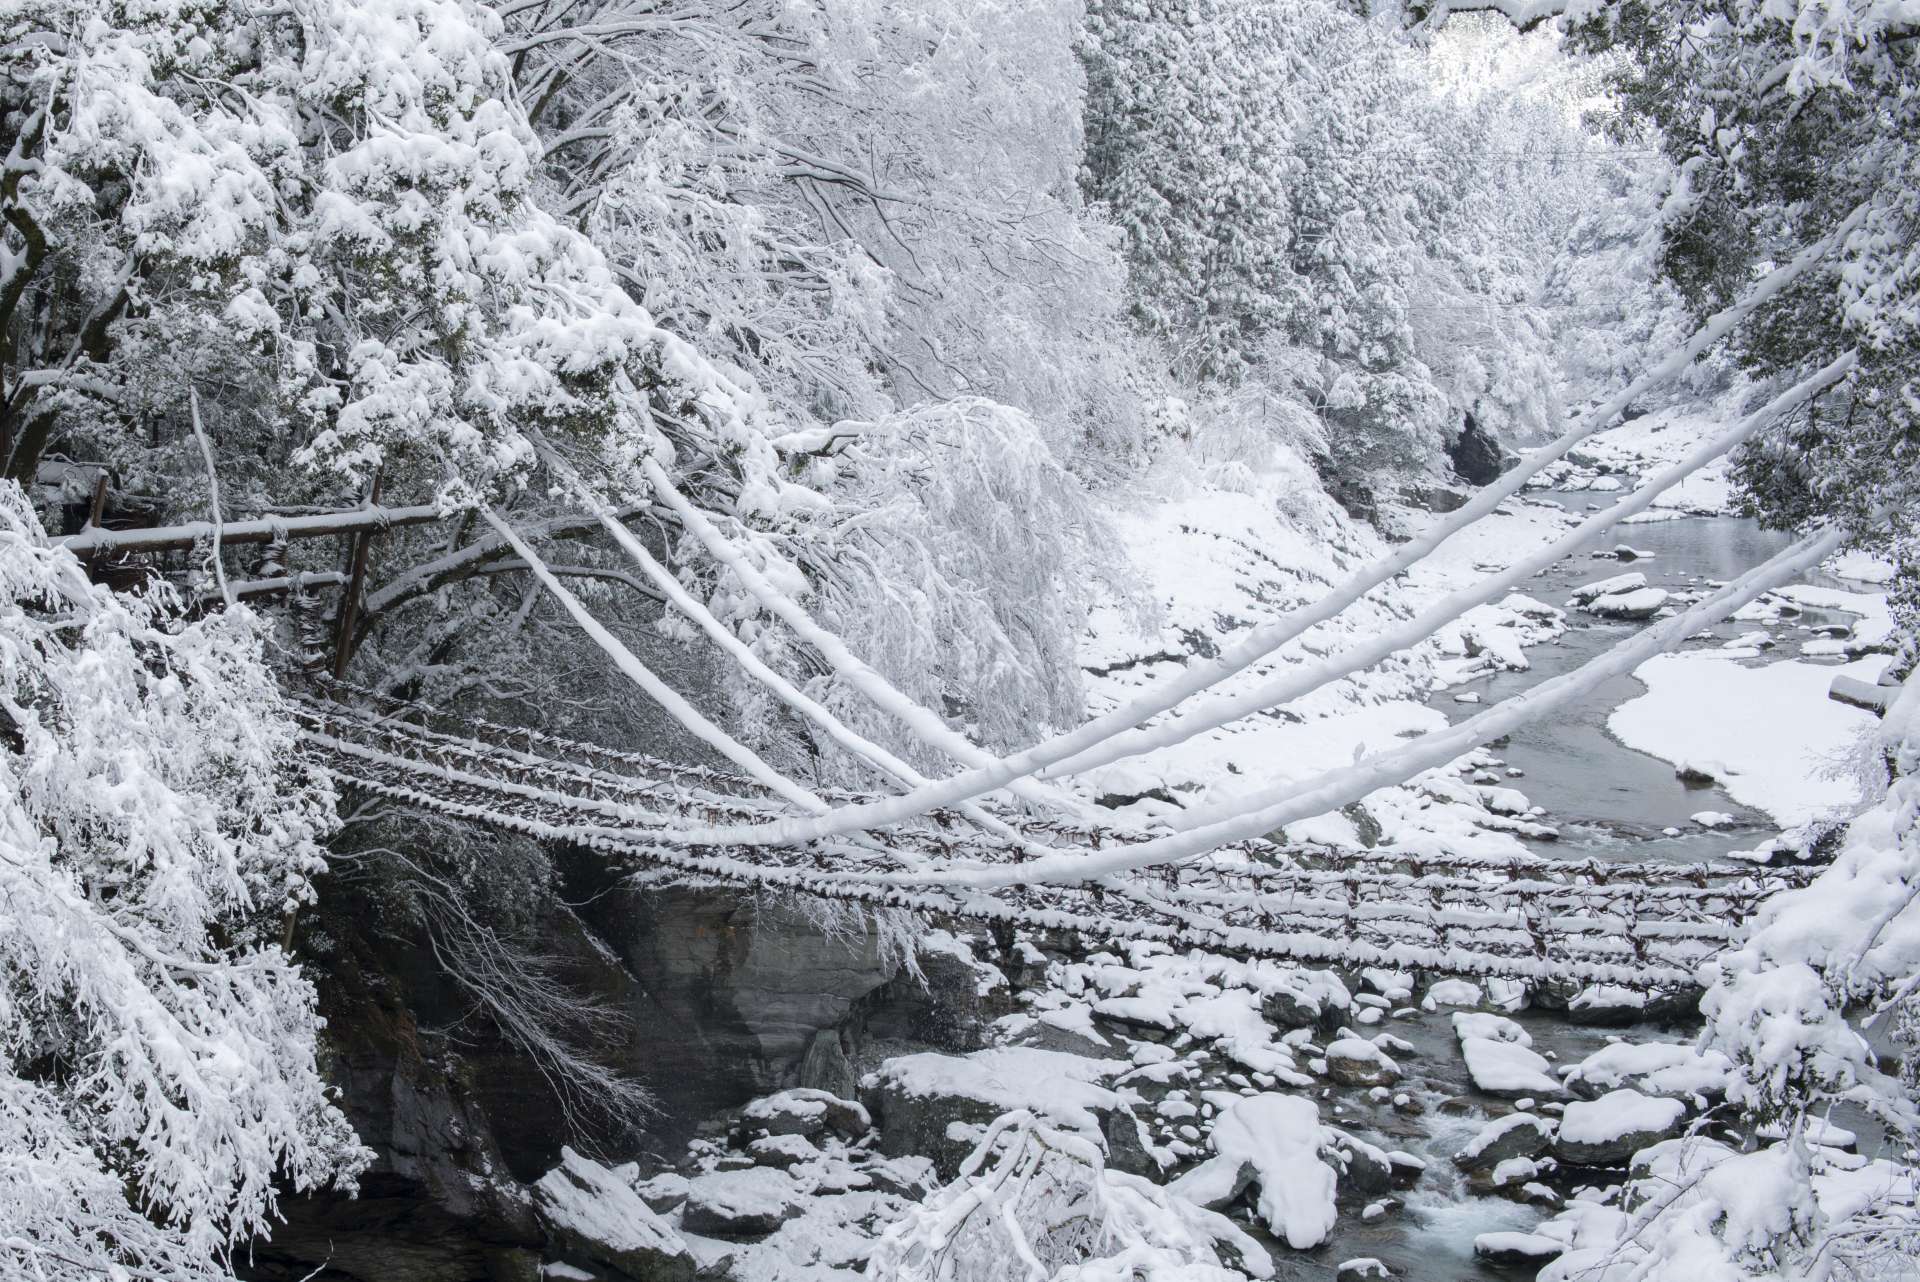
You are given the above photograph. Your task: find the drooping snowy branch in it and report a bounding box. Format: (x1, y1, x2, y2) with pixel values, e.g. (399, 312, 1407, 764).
(0, 483, 366, 1279)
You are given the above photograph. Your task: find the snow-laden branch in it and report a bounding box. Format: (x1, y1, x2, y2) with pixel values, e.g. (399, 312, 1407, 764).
(623, 228, 1861, 849)
(477, 507, 825, 813)
(639, 454, 1083, 817)
(1042, 351, 1859, 780)
(54, 504, 446, 555)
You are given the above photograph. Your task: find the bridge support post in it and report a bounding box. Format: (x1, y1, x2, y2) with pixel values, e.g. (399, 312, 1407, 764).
(331, 473, 382, 682)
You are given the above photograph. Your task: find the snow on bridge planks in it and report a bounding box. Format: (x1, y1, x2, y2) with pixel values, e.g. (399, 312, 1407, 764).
(295, 695, 1805, 988)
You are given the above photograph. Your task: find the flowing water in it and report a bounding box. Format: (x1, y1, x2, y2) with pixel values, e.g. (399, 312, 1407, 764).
(1425, 491, 1874, 862)
(1290, 492, 1891, 1278)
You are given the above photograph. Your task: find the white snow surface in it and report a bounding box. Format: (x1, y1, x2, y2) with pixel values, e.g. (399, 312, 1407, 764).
(1610, 652, 1885, 825)
(1556, 1090, 1686, 1145)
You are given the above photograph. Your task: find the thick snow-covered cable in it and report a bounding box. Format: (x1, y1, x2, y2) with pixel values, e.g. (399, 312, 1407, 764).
(539, 448, 1044, 850)
(624, 224, 1862, 849)
(1040, 351, 1859, 780)
(638, 522, 1845, 857)
(940, 524, 1850, 886)
(638, 453, 1085, 817)
(477, 506, 826, 813)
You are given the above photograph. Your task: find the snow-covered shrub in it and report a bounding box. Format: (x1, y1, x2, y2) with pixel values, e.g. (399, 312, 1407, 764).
(1568, 670, 1920, 1278)
(0, 483, 366, 1278)
(866, 1109, 1271, 1281)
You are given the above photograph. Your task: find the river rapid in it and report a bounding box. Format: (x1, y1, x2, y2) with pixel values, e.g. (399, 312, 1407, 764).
(1300, 490, 1893, 1279)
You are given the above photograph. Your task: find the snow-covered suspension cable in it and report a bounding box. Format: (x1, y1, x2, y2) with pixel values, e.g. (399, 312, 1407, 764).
(539, 447, 1044, 851)
(639, 521, 1845, 856)
(476, 507, 826, 813)
(932, 525, 1851, 888)
(637, 454, 1084, 817)
(1041, 351, 1860, 780)
(627, 220, 1862, 848)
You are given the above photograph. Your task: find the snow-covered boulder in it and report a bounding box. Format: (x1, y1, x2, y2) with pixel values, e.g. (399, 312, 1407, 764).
(1561, 1041, 1732, 1100)
(1473, 1230, 1565, 1267)
(739, 1088, 870, 1142)
(1569, 572, 1647, 603)
(861, 1048, 1147, 1177)
(1421, 978, 1484, 1011)
(680, 1168, 806, 1237)
(1337, 1258, 1393, 1280)
(1453, 1013, 1564, 1098)
(634, 1171, 690, 1214)
(1207, 1094, 1339, 1249)
(1553, 1089, 1687, 1166)
(745, 1133, 819, 1171)
(1454, 1113, 1554, 1173)
(533, 1148, 696, 1281)
(1326, 1131, 1397, 1198)
(1588, 586, 1669, 619)
(1563, 984, 1682, 1027)
(1260, 977, 1347, 1030)
(1324, 1038, 1400, 1087)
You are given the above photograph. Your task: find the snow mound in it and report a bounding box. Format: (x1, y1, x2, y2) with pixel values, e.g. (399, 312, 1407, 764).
(1205, 1094, 1339, 1250)
(1569, 571, 1647, 603)
(1610, 651, 1885, 825)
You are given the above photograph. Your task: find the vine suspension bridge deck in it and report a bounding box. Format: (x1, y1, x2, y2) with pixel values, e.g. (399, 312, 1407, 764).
(296, 686, 1811, 990)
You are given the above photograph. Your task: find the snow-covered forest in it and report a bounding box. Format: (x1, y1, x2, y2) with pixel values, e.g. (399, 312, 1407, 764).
(1, 0, 1916, 1278)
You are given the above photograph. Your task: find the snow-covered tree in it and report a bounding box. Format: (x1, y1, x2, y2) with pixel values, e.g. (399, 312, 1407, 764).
(0, 482, 366, 1278)
(1419, 0, 1920, 595)
(1082, 0, 1584, 494)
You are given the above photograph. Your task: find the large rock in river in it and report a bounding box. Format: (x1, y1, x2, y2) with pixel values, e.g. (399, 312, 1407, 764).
(534, 1148, 696, 1281)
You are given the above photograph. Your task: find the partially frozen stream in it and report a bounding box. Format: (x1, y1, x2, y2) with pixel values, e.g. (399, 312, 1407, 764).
(1299, 491, 1897, 1278)
(1426, 490, 1875, 862)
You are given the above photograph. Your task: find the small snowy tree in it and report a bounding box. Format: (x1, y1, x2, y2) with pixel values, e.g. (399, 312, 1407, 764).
(0, 482, 366, 1279)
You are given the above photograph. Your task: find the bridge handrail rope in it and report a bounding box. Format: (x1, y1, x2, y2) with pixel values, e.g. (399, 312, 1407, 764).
(308, 746, 1715, 988)
(502, 524, 1846, 866)
(1040, 352, 1857, 781)
(611, 229, 1860, 852)
(298, 691, 1808, 902)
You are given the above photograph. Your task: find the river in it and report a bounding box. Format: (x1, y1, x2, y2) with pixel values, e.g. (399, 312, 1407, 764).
(1297, 490, 1891, 1279)
(1426, 490, 1877, 863)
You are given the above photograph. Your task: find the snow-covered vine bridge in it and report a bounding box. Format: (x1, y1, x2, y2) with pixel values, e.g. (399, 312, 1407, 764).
(297, 683, 1810, 991)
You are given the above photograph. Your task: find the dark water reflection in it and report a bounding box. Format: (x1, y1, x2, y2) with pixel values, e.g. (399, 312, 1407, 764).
(1426, 492, 1869, 861)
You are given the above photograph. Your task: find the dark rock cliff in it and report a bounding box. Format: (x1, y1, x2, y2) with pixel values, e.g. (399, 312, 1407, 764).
(244, 841, 907, 1282)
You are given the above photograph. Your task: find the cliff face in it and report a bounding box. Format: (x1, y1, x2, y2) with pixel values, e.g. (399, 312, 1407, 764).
(246, 844, 908, 1282)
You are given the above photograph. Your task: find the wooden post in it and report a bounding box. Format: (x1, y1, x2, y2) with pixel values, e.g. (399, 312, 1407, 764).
(331, 473, 382, 681)
(81, 470, 109, 580)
